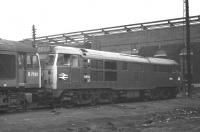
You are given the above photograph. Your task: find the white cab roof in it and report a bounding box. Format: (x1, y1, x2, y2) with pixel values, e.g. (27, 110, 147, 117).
(53, 46, 82, 55)
(52, 46, 177, 65)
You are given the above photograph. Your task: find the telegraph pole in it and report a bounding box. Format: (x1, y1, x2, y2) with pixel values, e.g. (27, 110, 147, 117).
(32, 25, 37, 53)
(185, 0, 192, 97)
(32, 25, 36, 47)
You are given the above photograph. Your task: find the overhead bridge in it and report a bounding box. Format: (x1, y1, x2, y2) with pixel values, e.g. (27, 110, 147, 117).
(27, 15, 200, 46)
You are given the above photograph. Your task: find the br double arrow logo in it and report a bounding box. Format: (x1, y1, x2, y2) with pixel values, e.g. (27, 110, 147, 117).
(58, 73, 68, 80)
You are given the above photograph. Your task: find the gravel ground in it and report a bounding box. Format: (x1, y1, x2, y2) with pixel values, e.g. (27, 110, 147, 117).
(0, 92, 200, 132)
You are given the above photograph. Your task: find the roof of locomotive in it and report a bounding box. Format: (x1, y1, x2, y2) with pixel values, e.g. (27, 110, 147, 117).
(53, 46, 178, 65)
(83, 48, 150, 63)
(147, 57, 178, 65)
(0, 39, 34, 52)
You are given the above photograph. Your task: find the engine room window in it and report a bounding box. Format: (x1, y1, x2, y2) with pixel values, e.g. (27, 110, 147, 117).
(0, 54, 16, 79)
(132, 63, 143, 71)
(91, 60, 103, 69)
(104, 61, 117, 70)
(122, 62, 128, 70)
(154, 65, 171, 72)
(91, 70, 103, 81)
(105, 71, 117, 81)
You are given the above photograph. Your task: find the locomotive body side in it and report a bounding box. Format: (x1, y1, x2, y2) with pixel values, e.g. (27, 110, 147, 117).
(42, 46, 179, 105)
(0, 50, 17, 88)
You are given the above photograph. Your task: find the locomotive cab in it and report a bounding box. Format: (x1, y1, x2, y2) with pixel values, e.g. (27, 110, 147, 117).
(0, 43, 41, 89)
(42, 47, 81, 91)
(18, 53, 41, 88)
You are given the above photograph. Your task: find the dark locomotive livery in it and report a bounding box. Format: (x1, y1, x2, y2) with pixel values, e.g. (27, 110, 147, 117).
(0, 39, 41, 110)
(42, 46, 178, 106)
(0, 39, 179, 111)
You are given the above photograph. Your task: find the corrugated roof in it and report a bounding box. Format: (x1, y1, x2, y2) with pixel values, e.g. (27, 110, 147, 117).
(26, 15, 200, 46)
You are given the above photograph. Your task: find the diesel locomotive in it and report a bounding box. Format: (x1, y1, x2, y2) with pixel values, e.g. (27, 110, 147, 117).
(0, 39, 179, 111)
(41, 46, 179, 106)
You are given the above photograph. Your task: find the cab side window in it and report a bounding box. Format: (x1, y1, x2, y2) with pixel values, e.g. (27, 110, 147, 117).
(32, 55, 39, 68)
(57, 54, 79, 67)
(57, 54, 71, 66)
(26, 55, 32, 68)
(18, 53, 25, 68)
(57, 54, 64, 66)
(70, 55, 79, 67)
(26, 54, 39, 68)
(122, 62, 128, 70)
(64, 54, 70, 66)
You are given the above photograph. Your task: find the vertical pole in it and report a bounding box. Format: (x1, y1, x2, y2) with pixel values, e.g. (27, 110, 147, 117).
(32, 25, 37, 51)
(185, 0, 192, 97)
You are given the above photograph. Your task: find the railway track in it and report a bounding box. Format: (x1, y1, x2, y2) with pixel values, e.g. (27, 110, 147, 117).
(0, 87, 178, 113)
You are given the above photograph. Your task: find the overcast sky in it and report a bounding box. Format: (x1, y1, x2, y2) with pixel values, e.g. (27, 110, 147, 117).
(0, 0, 199, 41)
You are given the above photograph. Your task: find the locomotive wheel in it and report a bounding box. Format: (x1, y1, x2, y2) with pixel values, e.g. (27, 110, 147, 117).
(151, 87, 176, 100)
(62, 101, 74, 108)
(89, 94, 97, 106)
(141, 90, 152, 101)
(73, 91, 94, 105)
(97, 91, 113, 104)
(163, 88, 171, 99)
(151, 88, 162, 100)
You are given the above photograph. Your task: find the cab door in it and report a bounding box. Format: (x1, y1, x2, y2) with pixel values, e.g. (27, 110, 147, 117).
(25, 54, 40, 88)
(70, 55, 80, 88)
(18, 53, 26, 87)
(57, 54, 80, 89)
(57, 54, 71, 89)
